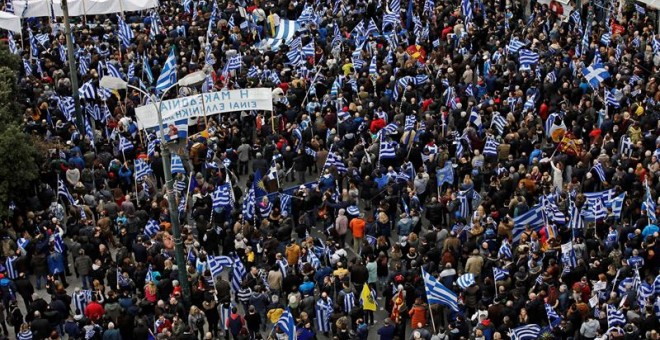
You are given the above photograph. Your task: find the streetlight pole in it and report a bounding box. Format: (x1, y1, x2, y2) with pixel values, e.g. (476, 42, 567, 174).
(61, 0, 84, 137)
(100, 72, 205, 306)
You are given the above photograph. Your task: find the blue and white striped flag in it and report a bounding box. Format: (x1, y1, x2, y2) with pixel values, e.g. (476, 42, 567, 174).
(493, 267, 508, 281)
(135, 159, 152, 180)
(379, 140, 397, 159)
(483, 137, 499, 157)
(645, 181, 656, 223)
(57, 179, 75, 204)
(457, 273, 475, 289)
(171, 154, 186, 174)
(117, 15, 134, 48)
(79, 81, 96, 100)
(422, 268, 459, 311)
(118, 136, 133, 152)
(231, 254, 246, 292)
(275, 308, 296, 339)
(212, 183, 232, 209)
(519, 49, 539, 65)
(144, 219, 160, 237)
(592, 162, 606, 182)
(607, 305, 626, 327)
(511, 324, 541, 340)
(156, 48, 178, 93)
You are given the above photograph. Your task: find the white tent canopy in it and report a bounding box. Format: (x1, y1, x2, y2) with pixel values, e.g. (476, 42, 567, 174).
(10, 0, 158, 18)
(638, 0, 660, 10)
(0, 11, 21, 32)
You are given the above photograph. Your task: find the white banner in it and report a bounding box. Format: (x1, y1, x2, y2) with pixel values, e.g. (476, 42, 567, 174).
(135, 88, 273, 129)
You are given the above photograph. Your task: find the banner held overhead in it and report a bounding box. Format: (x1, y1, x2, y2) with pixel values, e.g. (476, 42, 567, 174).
(135, 88, 273, 129)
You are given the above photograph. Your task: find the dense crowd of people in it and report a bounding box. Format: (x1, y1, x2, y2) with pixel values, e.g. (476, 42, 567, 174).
(2, 0, 660, 339)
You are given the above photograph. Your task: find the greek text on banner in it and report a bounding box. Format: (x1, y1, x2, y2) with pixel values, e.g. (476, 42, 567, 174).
(135, 88, 273, 129)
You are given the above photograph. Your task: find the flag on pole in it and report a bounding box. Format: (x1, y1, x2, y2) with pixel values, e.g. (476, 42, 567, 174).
(156, 48, 178, 93)
(421, 268, 459, 311)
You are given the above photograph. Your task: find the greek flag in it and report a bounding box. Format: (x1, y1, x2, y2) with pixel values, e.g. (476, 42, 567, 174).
(117, 15, 134, 48)
(286, 49, 303, 66)
(144, 219, 160, 237)
(280, 193, 291, 214)
(242, 187, 256, 220)
(582, 197, 607, 221)
(7, 32, 17, 55)
(5, 256, 17, 279)
(483, 137, 499, 157)
(135, 159, 152, 180)
(645, 181, 656, 223)
(302, 41, 315, 57)
(277, 258, 289, 278)
(170, 154, 186, 174)
(156, 48, 178, 93)
(513, 205, 545, 242)
(457, 273, 476, 289)
(422, 268, 459, 311)
(611, 193, 626, 220)
(118, 136, 133, 152)
(275, 309, 296, 339)
(499, 240, 512, 258)
(545, 303, 561, 327)
(343, 292, 355, 312)
(491, 112, 507, 135)
(469, 109, 482, 129)
(457, 190, 470, 219)
(126, 62, 135, 80)
(582, 64, 611, 89)
(601, 32, 611, 46)
(315, 298, 334, 333)
(143, 55, 154, 84)
(23, 59, 33, 77)
(208, 255, 229, 277)
(635, 3, 646, 14)
(493, 267, 508, 281)
(592, 162, 606, 182)
(607, 305, 626, 327)
(231, 255, 246, 292)
(519, 49, 539, 65)
(226, 55, 242, 71)
(568, 200, 584, 229)
(150, 11, 160, 39)
(369, 55, 377, 75)
(53, 233, 65, 253)
(212, 183, 232, 209)
(147, 139, 159, 157)
(605, 88, 619, 108)
(79, 81, 96, 100)
(507, 38, 526, 53)
(511, 324, 540, 340)
(379, 140, 397, 159)
(308, 250, 321, 269)
(57, 179, 75, 204)
(105, 62, 123, 80)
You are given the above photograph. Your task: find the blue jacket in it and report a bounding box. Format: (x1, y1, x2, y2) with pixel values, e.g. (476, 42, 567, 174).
(47, 252, 65, 274)
(377, 324, 395, 340)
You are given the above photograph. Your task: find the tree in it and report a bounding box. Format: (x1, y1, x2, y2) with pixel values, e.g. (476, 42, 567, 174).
(0, 124, 41, 217)
(0, 43, 40, 217)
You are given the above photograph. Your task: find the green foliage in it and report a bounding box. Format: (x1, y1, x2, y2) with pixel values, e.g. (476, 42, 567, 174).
(0, 43, 22, 129)
(0, 43, 39, 217)
(0, 124, 41, 217)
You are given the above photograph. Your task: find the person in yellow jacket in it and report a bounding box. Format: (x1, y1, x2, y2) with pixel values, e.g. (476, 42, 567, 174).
(267, 295, 284, 323)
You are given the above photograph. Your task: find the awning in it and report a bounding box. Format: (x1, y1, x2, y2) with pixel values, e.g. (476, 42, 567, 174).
(10, 0, 158, 18)
(0, 11, 21, 32)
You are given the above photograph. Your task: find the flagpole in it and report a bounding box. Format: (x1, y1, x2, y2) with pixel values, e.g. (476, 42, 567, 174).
(133, 162, 140, 208)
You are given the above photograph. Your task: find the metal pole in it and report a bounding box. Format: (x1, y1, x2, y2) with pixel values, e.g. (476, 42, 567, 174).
(61, 0, 84, 137)
(129, 84, 192, 305)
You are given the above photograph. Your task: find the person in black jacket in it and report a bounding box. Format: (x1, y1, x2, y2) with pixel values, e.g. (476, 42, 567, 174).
(30, 311, 53, 340)
(293, 149, 308, 182)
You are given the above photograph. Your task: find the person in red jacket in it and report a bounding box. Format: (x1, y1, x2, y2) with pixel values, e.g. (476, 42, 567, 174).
(84, 297, 105, 321)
